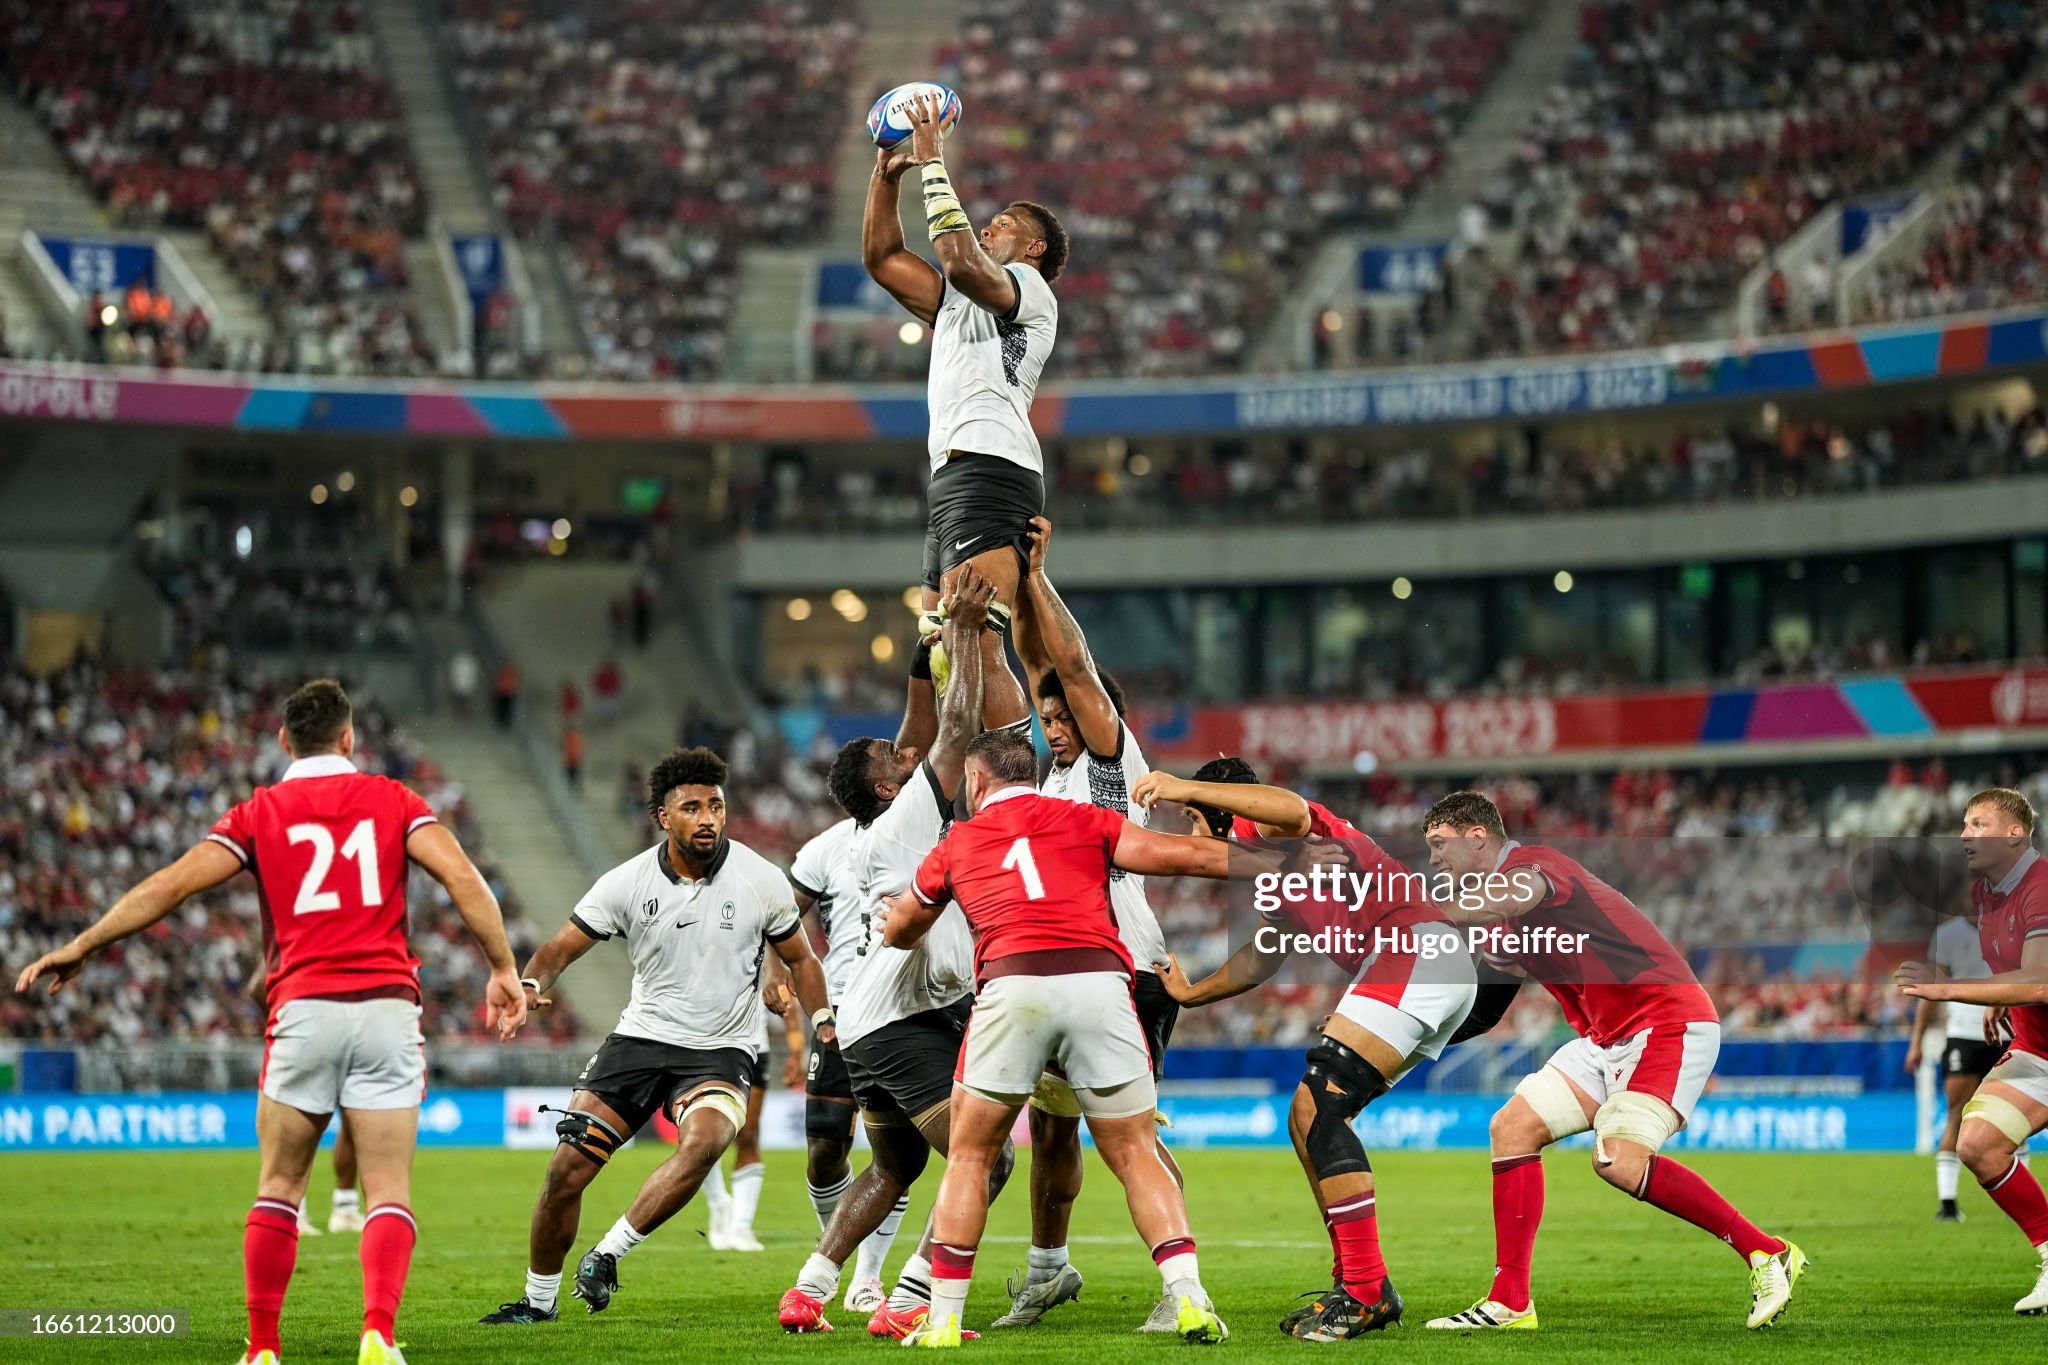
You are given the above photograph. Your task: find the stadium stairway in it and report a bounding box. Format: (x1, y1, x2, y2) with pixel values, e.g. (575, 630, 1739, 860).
(0, 98, 104, 357)
(368, 0, 494, 232)
(1250, 0, 1584, 370)
(473, 561, 752, 865)
(726, 0, 965, 380)
(154, 230, 269, 355)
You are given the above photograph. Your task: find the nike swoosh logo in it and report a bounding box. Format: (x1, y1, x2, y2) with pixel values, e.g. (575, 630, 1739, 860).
(674, 920, 698, 930)
(954, 537, 978, 552)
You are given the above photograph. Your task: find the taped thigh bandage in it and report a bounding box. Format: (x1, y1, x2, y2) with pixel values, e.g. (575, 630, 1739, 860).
(1301, 1037, 1390, 1180)
(554, 1108, 629, 1166)
(1512, 1067, 1593, 1143)
(1029, 1072, 1084, 1118)
(1591, 1091, 1681, 1164)
(1961, 1092, 2036, 1146)
(671, 1081, 747, 1135)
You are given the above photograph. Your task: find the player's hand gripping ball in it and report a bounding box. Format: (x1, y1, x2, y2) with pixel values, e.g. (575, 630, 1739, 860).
(868, 81, 962, 150)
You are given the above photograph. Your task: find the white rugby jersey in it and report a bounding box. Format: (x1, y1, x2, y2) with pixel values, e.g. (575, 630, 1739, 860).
(1038, 718, 1168, 971)
(789, 815, 865, 1004)
(836, 762, 975, 1047)
(570, 837, 799, 1053)
(926, 262, 1057, 473)
(1929, 913, 1991, 1040)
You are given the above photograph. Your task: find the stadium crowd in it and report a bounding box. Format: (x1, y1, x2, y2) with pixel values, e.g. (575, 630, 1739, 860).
(1461, 0, 2041, 359)
(1855, 80, 2048, 325)
(852, 0, 1532, 381)
(447, 0, 856, 381)
(0, 0, 437, 376)
(730, 397, 2048, 536)
(0, 664, 576, 1048)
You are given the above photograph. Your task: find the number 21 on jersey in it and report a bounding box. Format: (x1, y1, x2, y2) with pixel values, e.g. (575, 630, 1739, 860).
(286, 819, 382, 914)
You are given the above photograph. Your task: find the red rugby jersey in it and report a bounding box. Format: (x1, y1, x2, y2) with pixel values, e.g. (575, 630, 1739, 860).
(1236, 800, 1441, 974)
(209, 754, 438, 1011)
(1492, 841, 1716, 1046)
(1975, 848, 2048, 1058)
(913, 786, 1133, 982)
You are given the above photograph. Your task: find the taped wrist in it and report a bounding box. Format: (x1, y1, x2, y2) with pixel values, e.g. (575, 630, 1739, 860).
(909, 640, 934, 681)
(921, 159, 970, 240)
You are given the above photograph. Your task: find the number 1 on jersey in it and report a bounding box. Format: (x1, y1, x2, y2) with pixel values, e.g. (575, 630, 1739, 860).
(286, 819, 383, 914)
(1001, 836, 1046, 900)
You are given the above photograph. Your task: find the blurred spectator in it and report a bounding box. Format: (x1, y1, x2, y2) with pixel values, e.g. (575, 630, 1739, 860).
(592, 658, 622, 725)
(493, 660, 520, 730)
(447, 648, 480, 717)
(562, 724, 583, 789)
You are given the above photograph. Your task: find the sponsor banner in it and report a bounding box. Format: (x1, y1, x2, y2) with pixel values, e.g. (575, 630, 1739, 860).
(448, 234, 505, 300)
(1134, 665, 2048, 767)
(0, 307, 2042, 441)
(1358, 243, 1450, 294)
(0, 1088, 1915, 1152)
(1150, 1093, 1913, 1152)
(0, 1091, 502, 1152)
(37, 236, 155, 295)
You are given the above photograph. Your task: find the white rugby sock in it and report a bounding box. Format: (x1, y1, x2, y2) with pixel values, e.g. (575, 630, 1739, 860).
(524, 1269, 561, 1312)
(1157, 1248, 1202, 1302)
(701, 1161, 731, 1216)
(1937, 1150, 1962, 1201)
(1026, 1243, 1069, 1287)
(797, 1251, 843, 1301)
(595, 1215, 647, 1261)
(808, 1172, 852, 1231)
(888, 1252, 933, 1311)
(854, 1194, 910, 1284)
(730, 1162, 765, 1235)
(332, 1188, 360, 1214)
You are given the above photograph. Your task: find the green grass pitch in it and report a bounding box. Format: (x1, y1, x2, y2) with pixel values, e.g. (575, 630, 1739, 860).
(2, 1146, 2044, 1362)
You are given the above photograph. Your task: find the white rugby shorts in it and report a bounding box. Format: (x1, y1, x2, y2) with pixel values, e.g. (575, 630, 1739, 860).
(961, 972, 1154, 1116)
(262, 996, 426, 1113)
(1543, 1019, 1721, 1123)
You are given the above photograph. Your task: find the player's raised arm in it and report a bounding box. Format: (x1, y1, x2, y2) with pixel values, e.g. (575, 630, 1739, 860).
(896, 633, 940, 760)
(1019, 517, 1120, 756)
(13, 838, 243, 996)
(407, 821, 526, 1040)
(862, 143, 943, 326)
(904, 92, 1020, 317)
(1133, 769, 1313, 839)
(927, 568, 992, 796)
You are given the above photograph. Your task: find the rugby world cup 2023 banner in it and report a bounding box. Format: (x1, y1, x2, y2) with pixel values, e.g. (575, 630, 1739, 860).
(0, 307, 2044, 440)
(1132, 666, 2048, 769)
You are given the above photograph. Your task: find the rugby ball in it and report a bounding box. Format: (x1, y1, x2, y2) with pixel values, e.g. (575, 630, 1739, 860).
(868, 81, 963, 150)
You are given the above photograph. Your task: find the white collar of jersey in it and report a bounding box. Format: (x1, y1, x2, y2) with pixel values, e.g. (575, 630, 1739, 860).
(280, 754, 356, 782)
(978, 783, 1035, 811)
(1992, 846, 2040, 896)
(1490, 839, 1522, 873)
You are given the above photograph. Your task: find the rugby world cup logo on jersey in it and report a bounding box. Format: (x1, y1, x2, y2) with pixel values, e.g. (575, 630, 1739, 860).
(642, 898, 659, 922)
